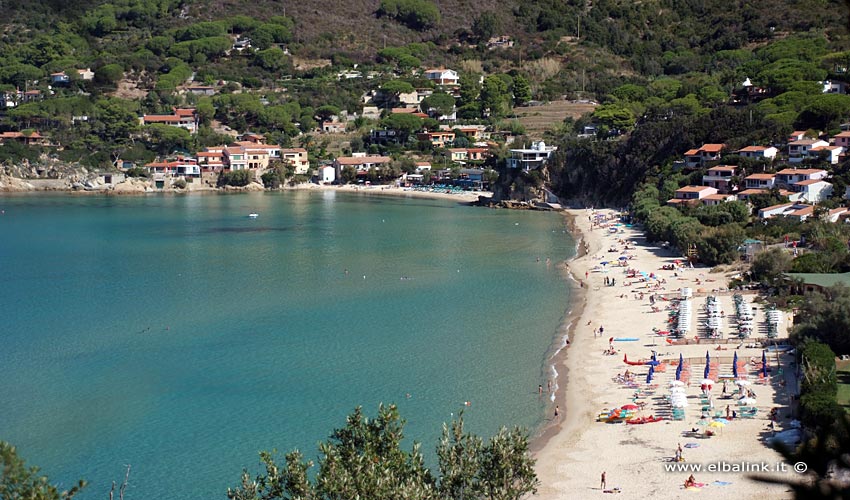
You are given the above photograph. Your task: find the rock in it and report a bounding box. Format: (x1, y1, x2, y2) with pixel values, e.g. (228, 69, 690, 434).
(111, 178, 152, 194)
(0, 175, 35, 192)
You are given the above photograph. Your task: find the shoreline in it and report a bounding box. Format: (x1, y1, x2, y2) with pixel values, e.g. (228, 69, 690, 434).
(0, 177, 493, 204)
(532, 208, 796, 499)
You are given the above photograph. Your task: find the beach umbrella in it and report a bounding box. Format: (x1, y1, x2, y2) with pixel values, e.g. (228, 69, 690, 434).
(621, 404, 639, 410)
(739, 397, 756, 405)
(701, 379, 714, 386)
(646, 360, 660, 366)
(600, 261, 609, 266)
(670, 380, 685, 387)
(618, 256, 628, 261)
(733, 352, 738, 378)
(735, 380, 751, 386)
(713, 418, 730, 424)
(646, 365, 655, 384)
(704, 362, 710, 379)
(695, 419, 708, 426)
(709, 420, 725, 428)
(762, 350, 768, 377)
(652, 351, 658, 362)
(706, 351, 711, 364)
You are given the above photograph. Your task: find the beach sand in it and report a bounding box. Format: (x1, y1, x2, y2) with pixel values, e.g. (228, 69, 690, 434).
(533, 208, 799, 500)
(286, 183, 490, 203)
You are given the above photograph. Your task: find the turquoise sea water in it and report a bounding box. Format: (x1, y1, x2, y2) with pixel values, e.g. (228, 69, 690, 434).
(0, 191, 574, 499)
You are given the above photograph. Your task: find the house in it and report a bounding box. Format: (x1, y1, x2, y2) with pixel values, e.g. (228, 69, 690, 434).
(788, 139, 829, 162)
(417, 131, 455, 148)
(423, 68, 459, 86)
(809, 145, 844, 164)
(507, 141, 557, 171)
(391, 107, 429, 118)
(50, 72, 70, 84)
(224, 147, 248, 171)
(321, 121, 346, 133)
(834, 131, 850, 148)
(145, 157, 201, 177)
(758, 202, 814, 220)
(785, 272, 850, 294)
(737, 188, 798, 202)
(775, 168, 828, 188)
(76, 68, 95, 81)
(448, 149, 468, 162)
(0, 131, 48, 145)
(466, 147, 490, 161)
(318, 165, 336, 184)
(333, 154, 392, 176)
(456, 168, 486, 189)
(736, 145, 778, 160)
(453, 126, 489, 141)
(702, 165, 737, 193)
(370, 129, 400, 144)
(744, 173, 776, 190)
(794, 179, 833, 203)
(786, 204, 815, 221)
(240, 133, 266, 144)
(827, 207, 849, 222)
(487, 35, 514, 49)
(186, 85, 215, 96)
(667, 185, 718, 205)
(683, 144, 725, 167)
(196, 150, 226, 172)
(280, 148, 310, 175)
(788, 131, 808, 142)
(232, 37, 252, 51)
(701, 193, 737, 206)
(414, 161, 431, 172)
(141, 108, 198, 134)
(822, 80, 847, 94)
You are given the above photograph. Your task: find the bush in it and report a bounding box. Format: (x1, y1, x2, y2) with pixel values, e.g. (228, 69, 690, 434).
(125, 167, 150, 178)
(217, 170, 252, 187)
(377, 0, 440, 30)
(172, 178, 187, 189)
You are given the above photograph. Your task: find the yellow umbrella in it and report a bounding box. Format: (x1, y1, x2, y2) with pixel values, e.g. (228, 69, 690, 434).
(708, 420, 725, 434)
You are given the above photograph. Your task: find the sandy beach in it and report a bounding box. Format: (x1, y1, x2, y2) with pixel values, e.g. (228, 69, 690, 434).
(533, 208, 800, 499)
(285, 182, 490, 203)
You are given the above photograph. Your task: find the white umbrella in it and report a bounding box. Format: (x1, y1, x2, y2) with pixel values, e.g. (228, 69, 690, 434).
(671, 401, 688, 408)
(669, 380, 685, 387)
(735, 380, 751, 386)
(670, 387, 686, 393)
(701, 379, 714, 386)
(738, 397, 756, 405)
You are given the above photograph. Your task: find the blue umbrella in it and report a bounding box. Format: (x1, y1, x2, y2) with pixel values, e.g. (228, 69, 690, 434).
(733, 352, 739, 378)
(646, 360, 660, 366)
(704, 362, 710, 379)
(762, 350, 768, 377)
(676, 353, 683, 380)
(646, 365, 655, 384)
(652, 351, 658, 362)
(706, 351, 710, 364)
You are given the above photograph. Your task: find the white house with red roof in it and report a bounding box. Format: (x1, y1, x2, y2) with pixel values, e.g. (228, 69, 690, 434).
(702, 165, 737, 193)
(787, 139, 829, 162)
(744, 173, 776, 189)
(667, 185, 718, 205)
(735, 145, 778, 160)
(281, 148, 310, 174)
(701, 193, 737, 206)
(758, 202, 816, 220)
(423, 68, 459, 86)
(775, 168, 828, 188)
(333, 154, 392, 177)
(788, 131, 808, 142)
(834, 131, 850, 149)
(794, 178, 833, 203)
(809, 144, 844, 164)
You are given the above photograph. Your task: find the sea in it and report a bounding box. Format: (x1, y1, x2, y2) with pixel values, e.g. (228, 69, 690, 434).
(0, 190, 575, 499)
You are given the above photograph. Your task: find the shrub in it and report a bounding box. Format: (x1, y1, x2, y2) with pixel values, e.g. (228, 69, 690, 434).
(377, 0, 440, 30)
(217, 170, 252, 187)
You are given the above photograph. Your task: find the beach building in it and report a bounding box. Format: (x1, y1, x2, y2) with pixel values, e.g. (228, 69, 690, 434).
(702, 165, 737, 193)
(507, 141, 557, 171)
(758, 202, 814, 219)
(333, 154, 392, 177)
(281, 148, 310, 175)
(0, 131, 48, 145)
(318, 165, 335, 184)
(786, 272, 850, 294)
(774, 168, 828, 188)
(417, 131, 455, 148)
(423, 68, 459, 86)
(701, 193, 737, 206)
(667, 185, 718, 205)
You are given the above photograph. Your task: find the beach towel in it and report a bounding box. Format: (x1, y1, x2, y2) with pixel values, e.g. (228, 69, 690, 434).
(683, 443, 700, 448)
(712, 481, 732, 486)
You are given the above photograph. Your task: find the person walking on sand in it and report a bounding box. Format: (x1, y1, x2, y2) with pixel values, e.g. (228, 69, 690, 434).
(554, 405, 560, 418)
(601, 471, 606, 490)
(539, 384, 543, 395)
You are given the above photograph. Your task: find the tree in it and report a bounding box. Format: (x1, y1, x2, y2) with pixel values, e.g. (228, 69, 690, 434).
(254, 48, 291, 72)
(420, 92, 455, 117)
(480, 75, 510, 118)
(751, 248, 793, 286)
(382, 80, 415, 95)
(0, 441, 86, 500)
(381, 113, 423, 142)
(512, 75, 531, 107)
(315, 105, 341, 122)
(471, 12, 499, 42)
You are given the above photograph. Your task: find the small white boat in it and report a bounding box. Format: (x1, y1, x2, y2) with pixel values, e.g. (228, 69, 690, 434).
(248, 213, 259, 218)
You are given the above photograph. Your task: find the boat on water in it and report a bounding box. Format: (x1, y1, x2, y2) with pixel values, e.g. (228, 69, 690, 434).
(248, 213, 259, 218)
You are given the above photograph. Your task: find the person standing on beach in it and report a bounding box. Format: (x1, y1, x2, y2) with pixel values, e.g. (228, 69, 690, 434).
(539, 384, 543, 395)
(601, 471, 606, 490)
(548, 380, 552, 393)
(554, 405, 560, 418)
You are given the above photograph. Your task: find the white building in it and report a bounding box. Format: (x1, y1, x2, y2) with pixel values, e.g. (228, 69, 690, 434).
(319, 165, 336, 184)
(795, 179, 833, 203)
(507, 141, 557, 171)
(735, 145, 778, 160)
(788, 139, 829, 163)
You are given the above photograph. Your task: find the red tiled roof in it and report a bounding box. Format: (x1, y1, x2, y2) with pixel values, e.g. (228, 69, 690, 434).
(335, 156, 391, 165)
(745, 173, 775, 180)
(684, 149, 699, 156)
(795, 178, 829, 186)
(143, 115, 182, 123)
(762, 203, 793, 212)
(173, 108, 196, 116)
(676, 185, 714, 193)
(707, 165, 736, 172)
(737, 145, 771, 152)
(700, 144, 725, 152)
(776, 168, 827, 175)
